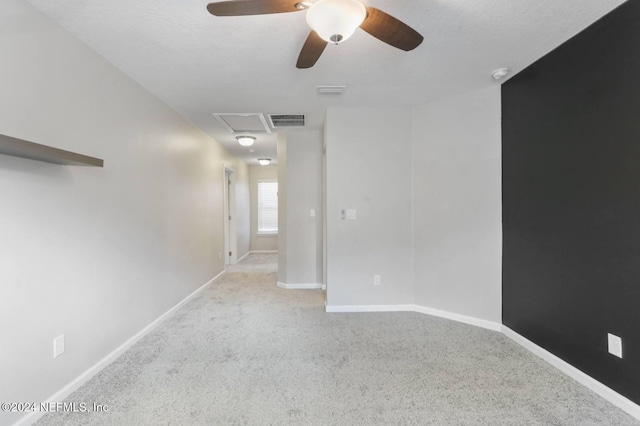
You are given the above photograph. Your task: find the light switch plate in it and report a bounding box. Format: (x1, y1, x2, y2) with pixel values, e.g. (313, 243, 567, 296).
(310, 209, 315, 218)
(345, 209, 357, 220)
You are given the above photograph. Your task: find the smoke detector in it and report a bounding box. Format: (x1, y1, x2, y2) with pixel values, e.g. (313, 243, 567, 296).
(491, 68, 510, 80)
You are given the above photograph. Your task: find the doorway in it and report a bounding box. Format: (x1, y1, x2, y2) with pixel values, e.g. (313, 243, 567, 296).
(223, 165, 237, 267)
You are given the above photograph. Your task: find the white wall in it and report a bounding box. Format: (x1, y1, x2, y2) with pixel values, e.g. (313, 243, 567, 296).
(282, 130, 323, 285)
(249, 165, 278, 252)
(325, 108, 414, 306)
(412, 86, 502, 323)
(277, 132, 288, 282)
(323, 91, 501, 322)
(0, 2, 248, 425)
(235, 167, 251, 259)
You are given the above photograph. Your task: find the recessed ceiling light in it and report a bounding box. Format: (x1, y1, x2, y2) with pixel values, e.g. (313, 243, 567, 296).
(491, 68, 510, 80)
(258, 158, 271, 166)
(236, 135, 256, 147)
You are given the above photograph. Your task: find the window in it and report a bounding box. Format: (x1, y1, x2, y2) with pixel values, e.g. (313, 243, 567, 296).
(258, 180, 278, 234)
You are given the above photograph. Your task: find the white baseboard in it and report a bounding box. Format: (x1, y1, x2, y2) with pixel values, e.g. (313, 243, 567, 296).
(236, 251, 251, 263)
(277, 281, 322, 290)
(325, 304, 415, 313)
(411, 305, 502, 332)
(502, 326, 640, 421)
(250, 250, 278, 254)
(12, 270, 225, 426)
(324, 304, 501, 331)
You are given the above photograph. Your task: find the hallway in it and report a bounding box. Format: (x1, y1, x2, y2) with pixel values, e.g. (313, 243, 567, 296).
(226, 253, 278, 273)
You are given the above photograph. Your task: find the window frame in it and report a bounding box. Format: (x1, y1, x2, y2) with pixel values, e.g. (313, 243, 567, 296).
(257, 180, 278, 235)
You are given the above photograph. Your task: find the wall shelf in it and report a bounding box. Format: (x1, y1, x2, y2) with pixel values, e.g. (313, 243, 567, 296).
(0, 133, 103, 167)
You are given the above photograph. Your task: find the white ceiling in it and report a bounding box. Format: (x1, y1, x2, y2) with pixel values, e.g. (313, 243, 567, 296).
(25, 0, 626, 165)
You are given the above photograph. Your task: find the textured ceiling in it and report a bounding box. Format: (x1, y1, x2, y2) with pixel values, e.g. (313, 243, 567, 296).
(25, 0, 627, 164)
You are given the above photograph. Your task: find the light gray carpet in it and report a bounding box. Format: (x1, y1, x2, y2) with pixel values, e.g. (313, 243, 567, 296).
(36, 254, 638, 425)
(225, 253, 278, 273)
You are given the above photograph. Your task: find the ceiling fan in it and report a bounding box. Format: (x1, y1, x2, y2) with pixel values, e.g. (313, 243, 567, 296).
(206, 0, 424, 69)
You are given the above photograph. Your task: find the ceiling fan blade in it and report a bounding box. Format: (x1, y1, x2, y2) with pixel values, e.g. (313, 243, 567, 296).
(359, 7, 423, 51)
(296, 31, 327, 69)
(207, 0, 301, 16)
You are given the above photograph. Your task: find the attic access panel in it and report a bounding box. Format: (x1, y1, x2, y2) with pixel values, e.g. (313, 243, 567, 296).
(213, 113, 271, 134)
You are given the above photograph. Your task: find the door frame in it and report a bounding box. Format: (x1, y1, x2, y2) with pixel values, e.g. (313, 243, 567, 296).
(223, 164, 237, 267)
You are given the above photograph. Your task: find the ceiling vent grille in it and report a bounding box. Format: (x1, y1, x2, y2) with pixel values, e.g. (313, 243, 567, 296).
(316, 86, 347, 96)
(267, 114, 306, 128)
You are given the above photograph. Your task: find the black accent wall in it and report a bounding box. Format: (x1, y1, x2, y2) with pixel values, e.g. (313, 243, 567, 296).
(502, 0, 640, 404)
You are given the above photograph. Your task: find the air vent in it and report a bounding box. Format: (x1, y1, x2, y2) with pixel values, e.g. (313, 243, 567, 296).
(267, 114, 306, 128)
(316, 86, 347, 96)
(213, 113, 271, 134)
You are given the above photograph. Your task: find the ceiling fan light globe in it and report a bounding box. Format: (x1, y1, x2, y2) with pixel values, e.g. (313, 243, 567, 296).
(306, 0, 366, 44)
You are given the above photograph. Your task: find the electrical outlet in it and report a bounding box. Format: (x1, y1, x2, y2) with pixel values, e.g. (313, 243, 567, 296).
(341, 209, 357, 220)
(374, 275, 381, 286)
(53, 335, 65, 358)
(218, 252, 222, 260)
(608, 333, 623, 358)
(310, 209, 316, 218)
